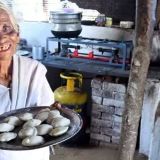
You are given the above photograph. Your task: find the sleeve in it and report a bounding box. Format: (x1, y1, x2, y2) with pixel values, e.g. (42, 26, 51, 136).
(12, 55, 55, 108)
(36, 64, 55, 106)
(37, 75, 55, 106)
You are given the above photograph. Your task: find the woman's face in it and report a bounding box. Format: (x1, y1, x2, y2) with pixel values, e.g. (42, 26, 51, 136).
(0, 9, 19, 61)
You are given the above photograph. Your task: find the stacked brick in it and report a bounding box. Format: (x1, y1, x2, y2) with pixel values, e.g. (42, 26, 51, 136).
(90, 78, 126, 147)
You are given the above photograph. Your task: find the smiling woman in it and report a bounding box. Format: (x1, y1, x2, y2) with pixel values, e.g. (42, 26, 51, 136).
(0, 2, 56, 160)
(0, 4, 19, 86)
(0, 12, 19, 56)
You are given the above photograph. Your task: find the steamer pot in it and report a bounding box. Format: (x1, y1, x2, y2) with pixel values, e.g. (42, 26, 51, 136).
(50, 11, 82, 38)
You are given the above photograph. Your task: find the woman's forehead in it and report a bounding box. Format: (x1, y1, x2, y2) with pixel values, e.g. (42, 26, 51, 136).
(0, 9, 11, 23)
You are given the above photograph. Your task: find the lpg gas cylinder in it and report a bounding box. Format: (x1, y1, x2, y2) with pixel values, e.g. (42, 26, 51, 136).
(54, 72, 87, 113)
(54, 72, 88, 145)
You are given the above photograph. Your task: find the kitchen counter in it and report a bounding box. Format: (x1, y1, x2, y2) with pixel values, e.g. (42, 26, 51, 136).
(80, 25, 134, 41)
(42, 56, 160, 79)
(42, 56, 129, 77)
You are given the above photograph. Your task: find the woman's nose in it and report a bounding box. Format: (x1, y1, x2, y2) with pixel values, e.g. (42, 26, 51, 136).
(0, 34, 7, 43)
(0, 27, 3, 37)
(0, 31, 5, 38)
(0, 33, 3, 40)
(0, 33, 3, 39)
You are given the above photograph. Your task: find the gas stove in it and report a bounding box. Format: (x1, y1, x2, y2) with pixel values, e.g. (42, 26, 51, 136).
(46, 37, 133, 70)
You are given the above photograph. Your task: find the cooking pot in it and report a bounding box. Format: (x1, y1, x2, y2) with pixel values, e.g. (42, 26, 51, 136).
(50, 11, 82, 38)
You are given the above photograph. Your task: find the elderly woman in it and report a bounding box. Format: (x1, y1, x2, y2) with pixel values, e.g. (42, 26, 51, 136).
(0, 2, 55, 160)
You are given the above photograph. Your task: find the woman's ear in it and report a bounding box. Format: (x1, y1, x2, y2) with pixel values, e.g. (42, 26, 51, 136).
(16, 33, 20, 44)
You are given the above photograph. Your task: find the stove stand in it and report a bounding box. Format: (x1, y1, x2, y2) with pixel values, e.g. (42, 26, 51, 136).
(43, 37, 133, 77)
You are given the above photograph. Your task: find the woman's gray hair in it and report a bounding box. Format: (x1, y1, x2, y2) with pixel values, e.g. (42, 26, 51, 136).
(0, 2, 19, 33)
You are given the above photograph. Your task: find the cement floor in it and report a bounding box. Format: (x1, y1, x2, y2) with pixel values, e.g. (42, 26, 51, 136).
(50, 145, 147, 160)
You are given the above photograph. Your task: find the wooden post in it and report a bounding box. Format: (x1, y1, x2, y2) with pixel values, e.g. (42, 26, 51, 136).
(156, 0, 160, 26)
(118, 0, 157, 160)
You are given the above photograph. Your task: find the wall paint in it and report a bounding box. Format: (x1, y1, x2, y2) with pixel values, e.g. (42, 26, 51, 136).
(19, 21, 134, 49)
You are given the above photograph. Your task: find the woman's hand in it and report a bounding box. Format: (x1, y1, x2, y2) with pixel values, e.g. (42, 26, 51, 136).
(50, 102, 61, 110)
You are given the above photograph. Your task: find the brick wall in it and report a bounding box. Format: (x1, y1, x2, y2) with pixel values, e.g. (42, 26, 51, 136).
(90, 77, 126, 147)
(71, 0, 136, 22)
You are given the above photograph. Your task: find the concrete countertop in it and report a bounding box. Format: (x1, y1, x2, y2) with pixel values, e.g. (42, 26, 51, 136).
(80, 25, 134, 41)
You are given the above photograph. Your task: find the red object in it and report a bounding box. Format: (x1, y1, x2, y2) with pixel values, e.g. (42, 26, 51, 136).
(73, 49, 79, 57)
(70, 51, 130, 64)
(88, 51, 94, 59)
(70, 54, 130, 64)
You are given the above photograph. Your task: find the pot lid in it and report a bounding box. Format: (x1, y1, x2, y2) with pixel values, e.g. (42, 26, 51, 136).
(50, 10, 82, 15)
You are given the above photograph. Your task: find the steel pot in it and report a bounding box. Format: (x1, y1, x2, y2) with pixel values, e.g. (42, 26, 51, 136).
(50, 11, 82, 38)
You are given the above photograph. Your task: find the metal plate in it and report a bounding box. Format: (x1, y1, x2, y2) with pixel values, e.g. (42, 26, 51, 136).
(0, 106, 82, 150)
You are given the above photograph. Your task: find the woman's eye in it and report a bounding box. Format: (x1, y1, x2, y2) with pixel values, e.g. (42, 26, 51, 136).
(3, 25, 12, 33)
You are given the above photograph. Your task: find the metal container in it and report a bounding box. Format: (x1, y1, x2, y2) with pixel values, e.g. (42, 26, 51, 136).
(32, 46, 44, 60)
(50, 11, 82, 38)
